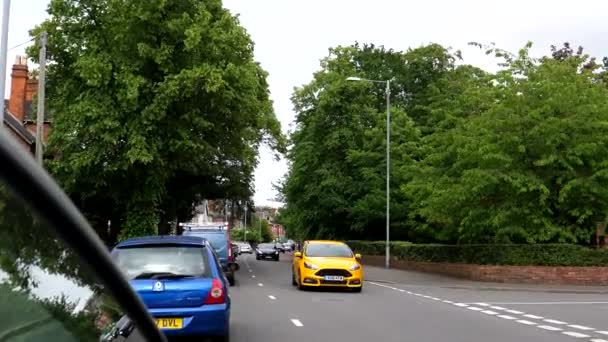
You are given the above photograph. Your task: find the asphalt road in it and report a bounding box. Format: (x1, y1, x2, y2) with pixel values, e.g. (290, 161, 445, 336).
(229, 252, 608, 342)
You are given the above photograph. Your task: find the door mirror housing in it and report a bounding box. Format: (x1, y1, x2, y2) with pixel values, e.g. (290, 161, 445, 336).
(355, 253, 361, 260)
(294, 252, 302, 258)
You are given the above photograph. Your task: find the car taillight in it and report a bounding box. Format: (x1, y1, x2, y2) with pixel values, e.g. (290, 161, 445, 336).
(205, 278, 225, 304)
(228, 246, 233, 262)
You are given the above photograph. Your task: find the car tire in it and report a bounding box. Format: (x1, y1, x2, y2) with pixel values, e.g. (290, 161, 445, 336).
(291, 272, 297, 286)
(227, 272, 235, 286)
(296, 270, 305, 291)
(274, 256, 279, 261)
(256, 255, 260, 260)
(213, 333, 230, 342)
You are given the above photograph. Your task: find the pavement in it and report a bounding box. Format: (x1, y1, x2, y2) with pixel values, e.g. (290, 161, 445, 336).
(229, 252, 608, 342)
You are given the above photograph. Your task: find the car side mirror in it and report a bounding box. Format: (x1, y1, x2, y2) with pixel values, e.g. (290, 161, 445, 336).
(355, 253, 361, 260)
(294, 252, 302, 258)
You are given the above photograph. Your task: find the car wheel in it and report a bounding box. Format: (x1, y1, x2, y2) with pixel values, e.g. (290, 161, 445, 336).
(274, 256, 279, 261)
(291, 272, 297, 286)
(256, 255, 260, 260)
(227, 272, 235, 286)
(296, 270, 305, 291)
(213, 333, 230, 342)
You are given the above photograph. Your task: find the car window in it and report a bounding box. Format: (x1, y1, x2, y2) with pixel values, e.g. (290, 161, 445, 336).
(0, 183, 148, 342)
(183, 231, 227, 252)
(112, 246, 211, 279)
(305, 243, 353, 258)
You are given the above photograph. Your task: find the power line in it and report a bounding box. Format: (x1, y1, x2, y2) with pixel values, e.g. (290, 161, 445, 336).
(8, 37, 34, 51)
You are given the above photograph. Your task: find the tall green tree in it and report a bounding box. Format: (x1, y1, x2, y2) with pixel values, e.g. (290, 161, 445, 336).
(28, 0, 284, 241)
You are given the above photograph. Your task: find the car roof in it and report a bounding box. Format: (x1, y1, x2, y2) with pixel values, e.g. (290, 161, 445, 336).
(306, 240, 345, 244)
(115, 235, 206, 248)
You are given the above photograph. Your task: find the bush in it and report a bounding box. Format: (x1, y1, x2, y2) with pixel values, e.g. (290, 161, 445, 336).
(346, 241, 608, 266)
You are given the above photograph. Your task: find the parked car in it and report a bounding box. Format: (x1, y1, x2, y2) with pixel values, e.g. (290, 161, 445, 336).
(275, 242, 286, 253)
(0, 133, 166, 342)
(183, 227, 238, 286)
(256, 243, 280, 261)
(112, 236, 230, 341)
(239, 243, 253, 254)
(283, 242, 293, 252)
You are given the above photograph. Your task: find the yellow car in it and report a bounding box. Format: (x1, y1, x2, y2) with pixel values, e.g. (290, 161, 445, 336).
(292, 240, 363, 292)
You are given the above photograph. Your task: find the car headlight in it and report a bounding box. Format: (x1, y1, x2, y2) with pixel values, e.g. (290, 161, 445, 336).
(303, 261, 319, 270)
(349, 264, 361, 271)
(275, 251, 279, 254)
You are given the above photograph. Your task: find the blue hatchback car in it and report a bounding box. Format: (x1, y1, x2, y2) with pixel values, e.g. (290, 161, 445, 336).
(111, 235, 230, 341)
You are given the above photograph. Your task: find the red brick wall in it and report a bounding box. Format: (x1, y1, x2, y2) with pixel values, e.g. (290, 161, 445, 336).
(362, 255, 608, 286)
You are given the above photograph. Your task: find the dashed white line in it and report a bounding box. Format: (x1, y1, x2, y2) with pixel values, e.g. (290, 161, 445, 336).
(453, 303, 468, 307)
(516, 320, 537, 325)
(481, 310, 498, 315)
(497, 315, 516, 320)
(442, 300, 454, 304)
(431, 297, 441, 301)
(248, 269, 252, 272)
(505, 309, 525, 315)
(476, 303, 490, 306)
(544, 319, 567, 325)
(596, 331, 608, 335)
(537, 325, 562, 331)
(398, 289, 405, 292)
(490, 306, 507, 310)
(561, 331, 590, 338)
(567, 324, 594, 331)
(591, 339, 608, 342)
(251, 275, 256, 278)
(257, 283, 263, 287)
(268, 295, 276, 300)
(467, 307, 483, 311)
(523, 314, 543, 319)
(290, 319, 303, 327)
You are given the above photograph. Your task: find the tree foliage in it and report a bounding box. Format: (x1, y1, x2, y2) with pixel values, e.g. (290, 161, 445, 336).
(282, 42, 608, 245)
(28, 0, 284, 241)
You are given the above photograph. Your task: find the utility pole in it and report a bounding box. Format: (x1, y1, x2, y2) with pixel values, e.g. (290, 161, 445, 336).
(259, 212, 262, 242)
(35, 31, 47, 165)
(0, 0, 11, 135)
(243, 201, 248, 241)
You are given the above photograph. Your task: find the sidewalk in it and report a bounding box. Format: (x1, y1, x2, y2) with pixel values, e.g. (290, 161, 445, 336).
(364, 265, 608, 294)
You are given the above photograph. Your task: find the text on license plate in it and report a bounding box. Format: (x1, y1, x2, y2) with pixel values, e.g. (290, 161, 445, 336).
(324, 275, 344, 281)
(156, 318, 183, 329)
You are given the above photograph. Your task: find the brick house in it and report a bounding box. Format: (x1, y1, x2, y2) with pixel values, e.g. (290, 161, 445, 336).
(2, 55, 50, 154)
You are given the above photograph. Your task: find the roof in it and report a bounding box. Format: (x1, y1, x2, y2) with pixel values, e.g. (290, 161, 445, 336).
(4, 107, 35, 145)
(306, 240, 346, 245)
(115, 235, 207, 248)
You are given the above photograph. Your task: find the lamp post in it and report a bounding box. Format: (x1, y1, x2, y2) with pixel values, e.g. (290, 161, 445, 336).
(0, 0, 11, 135)
(347, 76, 391, 269)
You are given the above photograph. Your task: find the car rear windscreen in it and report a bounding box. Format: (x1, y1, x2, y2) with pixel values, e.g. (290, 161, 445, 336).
(113, 245, 211, 279)
(184, 231, 227, 254)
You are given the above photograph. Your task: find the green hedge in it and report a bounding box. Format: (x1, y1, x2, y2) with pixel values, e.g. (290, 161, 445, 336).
(346, 241, 608, 266)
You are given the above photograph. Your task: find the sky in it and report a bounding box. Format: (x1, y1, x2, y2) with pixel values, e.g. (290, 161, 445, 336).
(6, 0, 608, 204)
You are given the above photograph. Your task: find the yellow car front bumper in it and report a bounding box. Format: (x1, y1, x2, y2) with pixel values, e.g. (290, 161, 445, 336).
(298, 267, 363, 288)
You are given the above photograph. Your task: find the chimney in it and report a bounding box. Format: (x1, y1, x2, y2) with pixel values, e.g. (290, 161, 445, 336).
(8, 55, 28, 121)
(26, 78, 37, 102)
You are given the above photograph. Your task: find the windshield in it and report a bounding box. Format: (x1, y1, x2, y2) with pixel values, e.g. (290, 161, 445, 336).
(184, 231, 227, 253)
(113, 246, 210, 279)
(258, 244, 275, 249)
(305, 244, 353, 258)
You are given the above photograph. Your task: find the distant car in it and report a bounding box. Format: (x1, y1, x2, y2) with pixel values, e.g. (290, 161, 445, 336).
(256, 243, 280, 261)
(292, 240, 363, 292)
(183, 227, 238, 286)
(112, 235, 230, 340)
(275, 242, 286, 253)
(239, 243, 253, 254)
(283, 243, 293, 252)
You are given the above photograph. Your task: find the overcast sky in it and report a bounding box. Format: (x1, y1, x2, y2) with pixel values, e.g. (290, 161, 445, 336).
(7, 0, 608, 203)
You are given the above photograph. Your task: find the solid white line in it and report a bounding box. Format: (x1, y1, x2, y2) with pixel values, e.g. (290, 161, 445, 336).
(505, 309, 524, 314)
(453, 303, 468, 307)
(523, 314, 543, 319)
(479, 301, 608, 305)
(561, 331, 590, 338)
(516, 320, 537, 325)
(258, 283, 263, 287)
(567, 324, 594, 331)
(544, 319, 567, 325)
(497, 315, 516, 320)
(268, 295, 276, 300)
(537, 325, 562, 331)
(290, 319, 303, 327)
(467, 307, 483, 311)
(596, 331, 608, 335)
(481, 310, 498, 315)
(490, 306, 507, 310)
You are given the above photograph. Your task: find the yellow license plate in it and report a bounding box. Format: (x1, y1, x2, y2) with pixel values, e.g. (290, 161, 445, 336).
(156, 318, 183, 329)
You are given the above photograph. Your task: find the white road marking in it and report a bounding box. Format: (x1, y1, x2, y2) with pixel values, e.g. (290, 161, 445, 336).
(290, 319, 303, 327)
(251, 275, 256, 278)
(516, 320, 537, 325)
(567, 325, 594, 331)
(431, 297, 441, 301)
(422, 295, 432, 299)
(523, 314, 543, 319)
(399, 289, 405, 292)
(537, 325, 562, 331)
(453, 303, 468, 307)
(497, 315, 516, 320)
(258, 283, 263, 287)
(591, 339, 608, 342)
(481, 310, 498, 315)
(596, 331, 608, 335)
(248, 269, 252, 272)
(480, 301, 608, 305)
(490, 306, 507, 310)
(561, 331, 590, 338)
(544, 319, 567, 325)
(467, 307, 483, 311)
(443, 300, 454, 304)
(268, 295, 276, 300)
(505, 309, 525, 314)
(476, 303, 490, 306)
(405, 291, 413, 294)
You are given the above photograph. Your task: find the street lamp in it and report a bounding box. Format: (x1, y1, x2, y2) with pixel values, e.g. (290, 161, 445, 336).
(347, 76, 391, 269)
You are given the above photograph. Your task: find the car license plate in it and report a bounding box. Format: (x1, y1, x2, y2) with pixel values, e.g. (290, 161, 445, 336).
(156, 318, 183, 329)
(324, 275, 344, 281)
